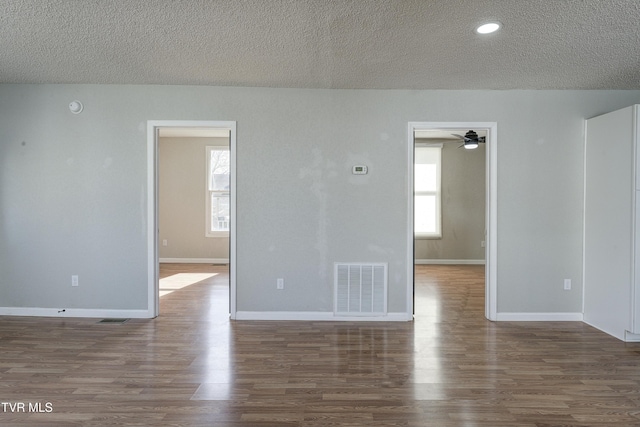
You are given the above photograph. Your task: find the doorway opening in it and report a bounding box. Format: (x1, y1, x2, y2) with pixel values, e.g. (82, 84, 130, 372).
(147, 121, 237, 319)
(407, 122, 497, 321)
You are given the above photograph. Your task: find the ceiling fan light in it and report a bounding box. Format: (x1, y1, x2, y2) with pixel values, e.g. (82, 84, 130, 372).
(464, 141, 479, 149)
(476, 22, 501, 34)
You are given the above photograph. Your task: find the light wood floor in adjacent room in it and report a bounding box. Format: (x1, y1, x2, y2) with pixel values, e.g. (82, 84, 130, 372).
(1, 264, 640, 426)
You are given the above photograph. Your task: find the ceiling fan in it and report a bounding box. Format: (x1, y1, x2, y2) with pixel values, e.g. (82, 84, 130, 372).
(452, 130, 486, 149)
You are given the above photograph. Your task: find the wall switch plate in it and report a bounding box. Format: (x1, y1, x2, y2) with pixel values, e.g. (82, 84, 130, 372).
(72, 275, 79, 287)
(162, 239, 168, 246)
(276, 278, 284, 290)
(564, 279, 571, 290)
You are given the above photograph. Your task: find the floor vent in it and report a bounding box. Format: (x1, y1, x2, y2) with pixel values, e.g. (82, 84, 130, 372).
(98, 318, 129, 324)
(334, 263, 388, 316)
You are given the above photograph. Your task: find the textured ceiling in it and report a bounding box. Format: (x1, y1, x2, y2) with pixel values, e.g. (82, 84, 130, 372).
(1, 0, 639, 89)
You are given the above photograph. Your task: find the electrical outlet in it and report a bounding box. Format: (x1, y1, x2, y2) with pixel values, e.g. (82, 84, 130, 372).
(481, 241, 486, 248)
(276, 278, 284, 290)
(72, 275, 79, 287)
(564, 279, 571, 290)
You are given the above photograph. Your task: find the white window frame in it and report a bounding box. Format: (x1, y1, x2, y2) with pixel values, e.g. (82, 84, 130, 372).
(206, 145, 230, 237)
(414, 142, 442, 239)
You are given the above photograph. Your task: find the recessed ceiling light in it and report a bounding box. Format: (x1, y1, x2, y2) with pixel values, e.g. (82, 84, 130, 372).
(476, 22, 501, 34)
(69, 100, 83, 114)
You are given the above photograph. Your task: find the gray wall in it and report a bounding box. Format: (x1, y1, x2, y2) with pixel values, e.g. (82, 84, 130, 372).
(158, 136, 229, 260)
(415, 140, 486, 261)
(1, 84, 640, 314)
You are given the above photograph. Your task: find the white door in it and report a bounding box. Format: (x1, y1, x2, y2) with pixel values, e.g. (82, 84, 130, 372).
(584, 106, 635, 340)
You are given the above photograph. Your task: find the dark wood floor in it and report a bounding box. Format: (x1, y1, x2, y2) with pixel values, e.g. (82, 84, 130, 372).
(1, 264, 640, 426)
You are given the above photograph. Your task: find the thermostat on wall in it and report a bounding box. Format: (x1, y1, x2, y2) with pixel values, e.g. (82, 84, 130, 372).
(352, 165, 368, 175)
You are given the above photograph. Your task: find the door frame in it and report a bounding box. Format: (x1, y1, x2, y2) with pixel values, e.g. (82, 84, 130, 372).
(407, 122, 497, 320)
(147, 120, 237, 319)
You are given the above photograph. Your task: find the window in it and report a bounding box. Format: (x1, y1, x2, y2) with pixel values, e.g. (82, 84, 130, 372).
(414, 143, 442, 238)
(206, 146, 230, 237)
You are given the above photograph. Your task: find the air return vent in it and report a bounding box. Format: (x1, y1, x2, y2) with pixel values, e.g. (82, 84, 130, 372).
(334, 263, 388, 316)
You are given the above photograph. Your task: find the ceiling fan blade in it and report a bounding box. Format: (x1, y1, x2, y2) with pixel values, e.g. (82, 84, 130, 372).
(452, 133, 465, 140)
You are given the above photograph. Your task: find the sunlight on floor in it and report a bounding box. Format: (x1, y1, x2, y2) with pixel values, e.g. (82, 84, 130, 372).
(416, 293, 441, 323)
(159, 273, 218, 297)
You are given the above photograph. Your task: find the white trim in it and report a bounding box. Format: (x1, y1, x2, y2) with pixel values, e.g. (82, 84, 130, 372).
(407, 125, 415, 319)
(229, 124, 237, 319)
(496, 312, 583, 322)
(582, 118, 588, 317)
(632, 105, 639, 335)
(235, 311, 413, 322)
(408, 122, 498, 321)
(415, 259, 486, 265)
(624, 331, 640, 342)
(0, 307, 152, 319)
(583, 319, 626, 341)
(159, 258, 229, 264)
(148, 120, 237, 320)
(147, 124, 159, 318)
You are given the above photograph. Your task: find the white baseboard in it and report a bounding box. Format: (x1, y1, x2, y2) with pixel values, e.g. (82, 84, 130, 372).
(234, 311, 413, 322)
(0, 307, 154, 319)
(159, 258, 229, 264)
(415, 259, 485, 265)
(496, 312, 584, 321)
(582, 319, 640, 342)
(624, 331, 640, 342)
(582, 319, 626, 341)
